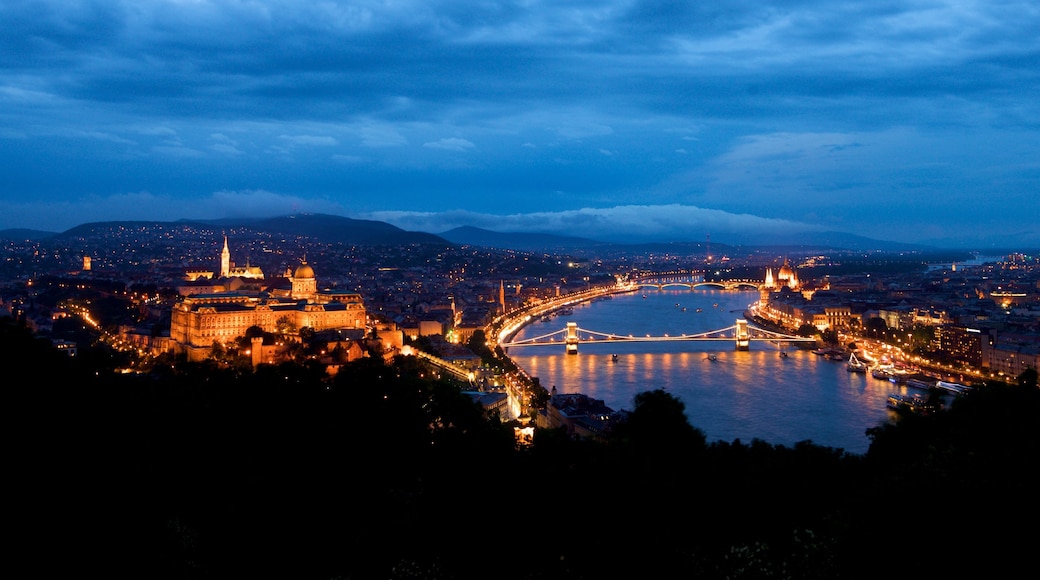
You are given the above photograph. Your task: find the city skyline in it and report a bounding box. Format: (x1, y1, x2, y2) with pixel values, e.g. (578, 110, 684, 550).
(2, 1, 1038, 249)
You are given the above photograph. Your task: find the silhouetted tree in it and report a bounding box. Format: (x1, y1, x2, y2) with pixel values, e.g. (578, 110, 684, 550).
(864, 316, 888, 339)
(796, 323, 818, 337)
(1017, 367, 1038, 389)
(609, 388, 707, 455)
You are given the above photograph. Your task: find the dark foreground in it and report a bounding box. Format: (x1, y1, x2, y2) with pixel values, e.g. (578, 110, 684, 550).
(6, 317, 1038, 579)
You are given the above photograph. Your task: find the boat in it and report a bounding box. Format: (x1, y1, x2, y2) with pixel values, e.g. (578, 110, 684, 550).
(886, 393, 937, 415)
(813, 347, 843, 357)
(872, 366, 897, 381)
(706, 353, 718, 361)
(905, 377, 935, 390)
(846, 353, 868, 373)
(695, 308, 702, 313)
(611, 353, 618, 363)
(936, 380, 972, 395)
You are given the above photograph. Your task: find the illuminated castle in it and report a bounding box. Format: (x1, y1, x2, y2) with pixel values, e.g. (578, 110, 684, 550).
(170, 244, 366, 361)
(185, 236, 264, 283)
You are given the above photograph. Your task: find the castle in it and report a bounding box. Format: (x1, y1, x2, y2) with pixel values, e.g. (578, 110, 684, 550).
(169, 237, 367, 361)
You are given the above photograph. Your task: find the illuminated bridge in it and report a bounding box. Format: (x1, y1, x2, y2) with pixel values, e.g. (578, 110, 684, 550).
(500, 320, 816, 354)
(631, 274, 763, 291)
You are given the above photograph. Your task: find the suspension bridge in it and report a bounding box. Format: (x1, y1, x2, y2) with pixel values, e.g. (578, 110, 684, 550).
(500, 319, 817, 354)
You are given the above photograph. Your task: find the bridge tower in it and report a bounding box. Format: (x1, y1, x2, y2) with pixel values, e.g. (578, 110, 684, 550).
(735, 319, 750, 351)
(566, 322, 579, 354)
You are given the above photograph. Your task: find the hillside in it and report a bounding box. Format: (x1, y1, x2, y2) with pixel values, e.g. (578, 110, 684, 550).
(53, 214, 452, 247)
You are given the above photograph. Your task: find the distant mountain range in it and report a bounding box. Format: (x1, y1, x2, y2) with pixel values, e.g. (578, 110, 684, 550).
(0, 213, 997, 255)
(2, 214, 450, 247)
(436, 225, 941, 254)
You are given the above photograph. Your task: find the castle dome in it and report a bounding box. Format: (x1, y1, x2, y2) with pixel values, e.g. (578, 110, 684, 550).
(294, 261, 315, 279)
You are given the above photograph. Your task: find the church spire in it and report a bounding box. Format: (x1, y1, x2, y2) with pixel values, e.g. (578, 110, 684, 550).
(220, 234, 230, 278)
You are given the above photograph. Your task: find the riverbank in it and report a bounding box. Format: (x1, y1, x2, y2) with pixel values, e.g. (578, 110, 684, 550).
(491, 282, 639, 346)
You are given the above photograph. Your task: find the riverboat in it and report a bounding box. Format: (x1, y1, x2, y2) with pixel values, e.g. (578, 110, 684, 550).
(812, 347, 843, 356)
(846, 353, 868, 373)
(905, 377, 935, 390)
(872, 365, 909, 382)
(886, 393, 937, 415)
(936, 381, 972, 395)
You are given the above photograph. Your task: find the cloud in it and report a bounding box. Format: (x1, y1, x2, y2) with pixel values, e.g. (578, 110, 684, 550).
(360, 204, 825, 244)
(209, 133, 243, 155)
(423, 138, 475, 151)
(1, 1, 1038, 247)
(358, 126, 407, 148)
(278, 135, 339, 147)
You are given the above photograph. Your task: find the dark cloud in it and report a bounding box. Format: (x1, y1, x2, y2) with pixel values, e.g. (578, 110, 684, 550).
(1, 0, 1038, 248)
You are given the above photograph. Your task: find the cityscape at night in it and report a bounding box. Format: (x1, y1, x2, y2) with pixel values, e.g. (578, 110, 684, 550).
(3, 215, 1039, 577)
(4, 1, 1039, 578)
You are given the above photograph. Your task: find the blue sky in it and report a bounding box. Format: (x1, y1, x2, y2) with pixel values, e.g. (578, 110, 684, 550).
(2, 1, 1038, 248)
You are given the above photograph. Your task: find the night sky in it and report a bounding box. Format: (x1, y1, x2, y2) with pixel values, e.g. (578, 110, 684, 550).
(2, 1, 1038, 248)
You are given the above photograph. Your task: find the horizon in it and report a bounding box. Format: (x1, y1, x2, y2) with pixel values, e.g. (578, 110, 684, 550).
(2, 2, 1038, 249)
(4, 211, 1037, 254)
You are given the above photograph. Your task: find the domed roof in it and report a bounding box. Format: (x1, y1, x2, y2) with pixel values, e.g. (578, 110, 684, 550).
(294, 261, 315, 279)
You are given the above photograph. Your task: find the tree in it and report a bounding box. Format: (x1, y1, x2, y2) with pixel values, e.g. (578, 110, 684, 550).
(609, 388, 706, 454)
(796, 323, 818, 338)
(1018, 367, 1038, 390)
(275, 315, 296, 334)
(209, 340, 226, 360)
(466, 329, 497, 366)
(863, 317, 888, 339)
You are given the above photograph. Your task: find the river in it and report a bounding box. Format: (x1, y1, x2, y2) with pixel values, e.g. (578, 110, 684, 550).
(507, 287, 908, 455)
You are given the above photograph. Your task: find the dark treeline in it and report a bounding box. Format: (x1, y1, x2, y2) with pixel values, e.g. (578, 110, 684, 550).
(6, 316, 1038, 579)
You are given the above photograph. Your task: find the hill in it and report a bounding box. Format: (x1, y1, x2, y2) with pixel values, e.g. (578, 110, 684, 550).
(0, 228, 59, 241)
(54, 214, 452, 247)
(435, 225, 933, 256)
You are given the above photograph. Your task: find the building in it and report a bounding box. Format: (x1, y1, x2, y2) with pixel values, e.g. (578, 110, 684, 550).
(169, 252, 367, 361)
(536, 388, 623, 440)
(764, 258, 800, 291)
(936, 325, 990, 367)
(184, 236, 265, 284)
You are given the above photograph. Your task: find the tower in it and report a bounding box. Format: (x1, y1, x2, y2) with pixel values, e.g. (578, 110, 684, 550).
(499, 280, 506, 313)
(290, 258, 317, 300)
(220, 235, 230, 279)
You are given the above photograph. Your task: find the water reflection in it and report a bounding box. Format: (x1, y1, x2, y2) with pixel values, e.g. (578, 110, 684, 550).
(509, 288, 897, 454)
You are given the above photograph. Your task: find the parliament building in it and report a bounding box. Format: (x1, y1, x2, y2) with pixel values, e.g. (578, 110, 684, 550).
(169, 238, 367, 360)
